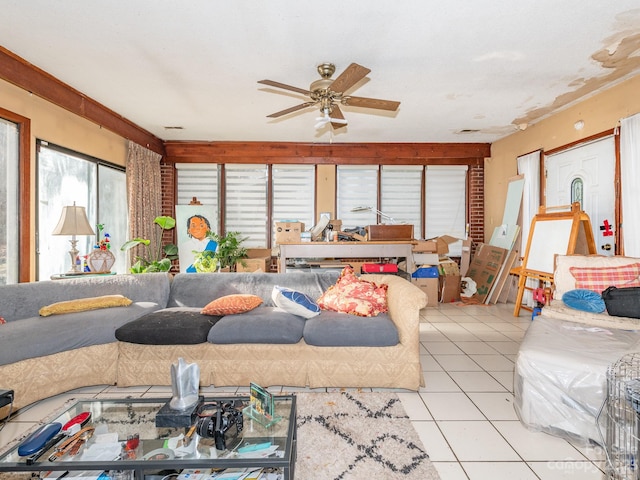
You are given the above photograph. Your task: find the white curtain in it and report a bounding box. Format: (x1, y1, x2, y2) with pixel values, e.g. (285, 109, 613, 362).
(620, 113, 640, 257)
(517, 150, 541, 307)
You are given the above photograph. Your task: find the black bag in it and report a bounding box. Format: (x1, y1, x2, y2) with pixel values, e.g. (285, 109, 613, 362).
(601, 286, 640, 318)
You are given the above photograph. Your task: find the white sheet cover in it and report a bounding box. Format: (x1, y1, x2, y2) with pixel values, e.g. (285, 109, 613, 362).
(514, 315, 640, 445)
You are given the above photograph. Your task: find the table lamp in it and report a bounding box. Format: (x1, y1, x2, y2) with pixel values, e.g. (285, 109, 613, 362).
(52, 202, 95, 274)
(351, 206, 397, 224)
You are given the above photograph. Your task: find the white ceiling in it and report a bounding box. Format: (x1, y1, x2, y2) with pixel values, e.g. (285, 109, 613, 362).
(2, 1, 640, 144)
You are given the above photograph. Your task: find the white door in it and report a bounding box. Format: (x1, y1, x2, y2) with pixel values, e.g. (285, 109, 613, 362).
(545, 136, 616, 256)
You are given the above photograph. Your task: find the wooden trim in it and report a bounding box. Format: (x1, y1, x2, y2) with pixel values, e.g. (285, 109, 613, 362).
(544, 129, 615, 156)
(164, 141, 490, 165)
(0, 107, 31, 282)
(0, 47, 164, 155)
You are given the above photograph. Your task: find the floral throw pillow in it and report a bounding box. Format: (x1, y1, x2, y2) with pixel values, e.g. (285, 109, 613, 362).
(317, 266, 388, 317)
(201, 294, 263, 316)
(569, 263, 640, 294)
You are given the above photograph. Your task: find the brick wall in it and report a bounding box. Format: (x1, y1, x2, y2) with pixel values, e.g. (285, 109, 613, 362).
(468, 164, 484, 250)
(160, 161, 178, 271)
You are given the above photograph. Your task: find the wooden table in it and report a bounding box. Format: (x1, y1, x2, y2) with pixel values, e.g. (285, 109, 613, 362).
(278, 241, 415, 274)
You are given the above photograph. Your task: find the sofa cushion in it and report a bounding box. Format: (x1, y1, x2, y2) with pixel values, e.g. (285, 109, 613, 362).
(317, 266, 388, 317)
(201, 294, 263, 315)
(115, 307, 222, 345)
(207, 306, 304, 344)
(271, 286, 320, 319)
(0, 302, 162, 366)
(303, 311, 399, 347)
(561, 289, 606, 313)
(39, 294, 133, 317)
(569, 263, 640, 294)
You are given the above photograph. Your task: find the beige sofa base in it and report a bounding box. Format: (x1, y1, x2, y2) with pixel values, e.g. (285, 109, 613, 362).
(116, 340, 423, 391)
(0, 343, 118, 410)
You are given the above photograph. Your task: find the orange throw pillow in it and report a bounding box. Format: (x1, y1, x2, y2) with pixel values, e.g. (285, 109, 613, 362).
(317, 266, 388, 317)
(201, 294, 263, 315)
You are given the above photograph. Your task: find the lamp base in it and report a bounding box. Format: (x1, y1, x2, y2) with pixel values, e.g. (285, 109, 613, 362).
(66, 239, 82, 274)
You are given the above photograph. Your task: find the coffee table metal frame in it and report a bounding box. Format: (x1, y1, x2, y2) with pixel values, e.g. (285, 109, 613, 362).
(0, 395, 297, 480)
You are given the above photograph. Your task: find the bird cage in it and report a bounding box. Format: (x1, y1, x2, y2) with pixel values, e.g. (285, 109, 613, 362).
(598, 353, 640, 479)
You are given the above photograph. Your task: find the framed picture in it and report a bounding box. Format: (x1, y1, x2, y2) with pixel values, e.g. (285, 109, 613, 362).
(175, 205, 218, 273)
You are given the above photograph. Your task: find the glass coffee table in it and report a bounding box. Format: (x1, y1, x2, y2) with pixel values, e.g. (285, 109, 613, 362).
(0, 395, 296, 480)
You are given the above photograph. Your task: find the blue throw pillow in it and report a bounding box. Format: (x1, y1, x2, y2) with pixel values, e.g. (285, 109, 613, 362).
(272, 285, 321, 319)
(562, 289, 606, 313)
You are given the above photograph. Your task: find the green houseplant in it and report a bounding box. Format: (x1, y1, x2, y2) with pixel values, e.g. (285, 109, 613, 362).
(120, 216, 179, 273)
(192, 230, 248, 272)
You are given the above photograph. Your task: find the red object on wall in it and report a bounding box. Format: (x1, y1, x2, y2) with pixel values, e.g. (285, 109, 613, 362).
(601, 219, 613, 237)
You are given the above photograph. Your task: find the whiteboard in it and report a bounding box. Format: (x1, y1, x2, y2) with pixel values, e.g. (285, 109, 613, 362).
(523, 218, 573, 274)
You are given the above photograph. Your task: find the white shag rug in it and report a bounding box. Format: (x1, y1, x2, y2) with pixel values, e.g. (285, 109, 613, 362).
(295, 391, 440, 479)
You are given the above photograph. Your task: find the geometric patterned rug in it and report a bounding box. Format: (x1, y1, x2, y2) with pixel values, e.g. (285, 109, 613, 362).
(295, 392, 440, 479)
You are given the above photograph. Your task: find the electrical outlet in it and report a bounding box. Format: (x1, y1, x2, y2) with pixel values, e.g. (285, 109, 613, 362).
(0, 389, 14, 408)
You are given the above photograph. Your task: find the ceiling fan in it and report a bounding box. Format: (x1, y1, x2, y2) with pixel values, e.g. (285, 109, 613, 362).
(258, 63, 400, 130)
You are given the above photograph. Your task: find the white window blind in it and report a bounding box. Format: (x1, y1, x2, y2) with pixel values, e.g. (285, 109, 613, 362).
(225, 164, 268, 248)
(272, 164, 315, 244)
(0, 117, 19, 284)
(337, 165, 378, 229)
(381, 165, 423, 233)
(425, 165, 467, 254)
(176, 163, 219, 233)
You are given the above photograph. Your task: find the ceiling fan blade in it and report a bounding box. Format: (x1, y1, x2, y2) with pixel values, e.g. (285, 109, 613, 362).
(329, 63, 371, 93)
(258, 79, 310, 96)
(266, 102, 316, 118)
(330, 105, 348, 129)
(343, 96, 400, 111)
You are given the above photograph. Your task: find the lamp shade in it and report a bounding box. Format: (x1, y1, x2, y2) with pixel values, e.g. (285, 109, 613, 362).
(52, 203, 95, 236)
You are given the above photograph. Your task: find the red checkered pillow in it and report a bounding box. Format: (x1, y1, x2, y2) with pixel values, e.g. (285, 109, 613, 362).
(569, 263, 640, 294)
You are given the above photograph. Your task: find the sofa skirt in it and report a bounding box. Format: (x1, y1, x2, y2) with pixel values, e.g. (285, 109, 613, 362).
(0, 343, 118, 410)
(116, 340, 423, 390)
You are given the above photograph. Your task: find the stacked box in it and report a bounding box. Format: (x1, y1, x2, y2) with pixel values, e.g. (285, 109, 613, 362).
(275, 222, 305, 244)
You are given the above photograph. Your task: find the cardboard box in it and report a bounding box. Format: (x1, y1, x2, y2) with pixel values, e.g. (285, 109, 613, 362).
(426, 235, 460, 255)
(366, 224, 414, 241)
(412, 240, 438, 253)
(275, 222, 304, 244)
(466, 243, 508, 302)
(412, 277, 439, 307)
(236, 248, 272, 272)
(439, 275, 461, 303)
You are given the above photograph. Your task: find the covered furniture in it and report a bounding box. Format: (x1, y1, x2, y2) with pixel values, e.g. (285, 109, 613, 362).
(514, 254, 640, 444)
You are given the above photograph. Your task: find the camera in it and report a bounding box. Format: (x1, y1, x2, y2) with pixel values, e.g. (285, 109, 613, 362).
(195, 402, 243, 451)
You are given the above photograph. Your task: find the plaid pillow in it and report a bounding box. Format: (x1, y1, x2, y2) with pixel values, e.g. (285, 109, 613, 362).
(569, 263, 640, 294)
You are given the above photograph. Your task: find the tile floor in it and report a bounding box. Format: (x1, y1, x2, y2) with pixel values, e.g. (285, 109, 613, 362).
(0, 303, 608, 479)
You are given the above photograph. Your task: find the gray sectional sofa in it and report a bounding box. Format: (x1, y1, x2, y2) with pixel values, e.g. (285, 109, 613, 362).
(0, 271, 427, 410)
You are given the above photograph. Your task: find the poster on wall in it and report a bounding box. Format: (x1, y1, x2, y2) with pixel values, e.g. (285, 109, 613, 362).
(175, 205, 218, 273)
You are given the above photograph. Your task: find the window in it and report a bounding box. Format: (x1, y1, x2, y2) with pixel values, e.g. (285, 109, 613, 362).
(381, 165, 423, 231)
(37, 141, 127, 280)
(336, 165, 378, 228)
(0, 117, 19, 284)
(224, 164, 269, 248)
(176, 163, 220, 232)
(176, 163, 316, 248)
(272, 165, 315, 245)
(425, 165, 468, 254)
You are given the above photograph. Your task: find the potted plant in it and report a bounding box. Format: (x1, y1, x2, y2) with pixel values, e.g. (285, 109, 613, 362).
(120, 216, 179, 273)
(192, 230, 248, 272)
